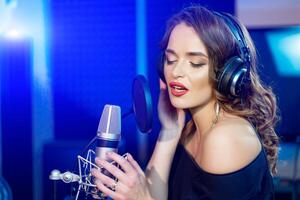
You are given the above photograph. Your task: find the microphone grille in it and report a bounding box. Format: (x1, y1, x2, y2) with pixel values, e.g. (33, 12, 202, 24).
(98, 105, 121, 137)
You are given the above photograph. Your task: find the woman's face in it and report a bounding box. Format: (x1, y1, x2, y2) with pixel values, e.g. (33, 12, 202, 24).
(164, 23, 215, 110)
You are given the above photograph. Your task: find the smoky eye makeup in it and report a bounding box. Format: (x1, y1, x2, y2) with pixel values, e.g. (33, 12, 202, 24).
(190, 62, 206, 67)
(186, 52, 208, 68)
(189, 58, 208, 67)
(164, 53, 177, 65)
(165, 58, 177, 65)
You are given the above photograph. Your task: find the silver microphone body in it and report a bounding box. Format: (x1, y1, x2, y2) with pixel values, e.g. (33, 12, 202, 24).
(96, 105, 121, 163)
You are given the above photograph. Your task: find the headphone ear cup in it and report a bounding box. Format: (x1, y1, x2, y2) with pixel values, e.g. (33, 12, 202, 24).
(217, 56, 246, 97)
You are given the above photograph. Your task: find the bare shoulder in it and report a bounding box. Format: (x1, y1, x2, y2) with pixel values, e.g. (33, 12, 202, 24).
(197, 116, 262, 174)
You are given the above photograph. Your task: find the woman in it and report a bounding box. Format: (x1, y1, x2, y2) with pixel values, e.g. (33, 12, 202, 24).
(91, 5, 279, 200)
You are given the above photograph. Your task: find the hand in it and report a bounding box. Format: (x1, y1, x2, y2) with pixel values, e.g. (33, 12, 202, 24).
(158, 79, 185, 132)
(91, 152, 151, 200)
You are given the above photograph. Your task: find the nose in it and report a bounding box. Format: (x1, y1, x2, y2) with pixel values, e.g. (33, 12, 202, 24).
(172, 61, 185, 78)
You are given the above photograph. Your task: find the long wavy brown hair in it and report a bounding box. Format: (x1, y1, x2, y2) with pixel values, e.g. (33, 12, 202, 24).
(159, 5, 280, 175)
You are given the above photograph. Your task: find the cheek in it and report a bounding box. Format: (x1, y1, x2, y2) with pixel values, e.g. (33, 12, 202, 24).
(191, 69, 214, 96)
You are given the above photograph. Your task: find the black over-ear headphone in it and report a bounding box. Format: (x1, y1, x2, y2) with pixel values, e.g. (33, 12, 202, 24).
(213, 12, 251, 98)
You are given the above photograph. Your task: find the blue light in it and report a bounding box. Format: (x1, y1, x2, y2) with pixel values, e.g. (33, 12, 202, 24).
(136, 0, 148, 165)
(0, 0, 55, 199)
(136, 0, 147, 76)
(5, 0, 17, 8)
(3, 29, 25, 39)
(266, 27, 300, 76)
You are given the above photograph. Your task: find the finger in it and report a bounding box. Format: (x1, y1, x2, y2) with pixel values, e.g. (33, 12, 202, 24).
(92, 169, 114, 187)
(94, 179, 124, 200)
(95, 157, 128, 184)
(106, 152, 134, 174)
(91, 168, 118, 189)
(127, 153, 144, 176)
(159, 79, 167, 90)
(91, 169, 128, 194)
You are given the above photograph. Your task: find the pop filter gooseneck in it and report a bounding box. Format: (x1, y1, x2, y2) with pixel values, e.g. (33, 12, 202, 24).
(122, 75, 153, 134)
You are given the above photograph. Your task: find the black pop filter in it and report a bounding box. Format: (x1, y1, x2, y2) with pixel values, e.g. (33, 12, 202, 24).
(132, 75, 153, 133)
(122, 75, 153, 133)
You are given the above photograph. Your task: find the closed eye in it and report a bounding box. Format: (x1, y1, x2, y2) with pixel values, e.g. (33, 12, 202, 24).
(166, 58, 177, 65)
(190, 62, 205, 67)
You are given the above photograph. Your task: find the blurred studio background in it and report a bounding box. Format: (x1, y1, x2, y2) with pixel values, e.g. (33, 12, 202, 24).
(0, 0, 300, 199)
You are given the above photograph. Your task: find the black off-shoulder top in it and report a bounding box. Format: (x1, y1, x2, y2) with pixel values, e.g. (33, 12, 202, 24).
(168, 143, 274, 200)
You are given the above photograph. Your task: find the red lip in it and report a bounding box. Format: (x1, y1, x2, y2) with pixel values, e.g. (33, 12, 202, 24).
(169, 81, 189, 97)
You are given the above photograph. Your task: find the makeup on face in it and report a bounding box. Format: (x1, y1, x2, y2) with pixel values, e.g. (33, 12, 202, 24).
(163, 23, 214, 110)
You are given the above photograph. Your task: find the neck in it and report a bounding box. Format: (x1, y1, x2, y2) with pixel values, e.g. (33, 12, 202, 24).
(189, 98, 217, 138)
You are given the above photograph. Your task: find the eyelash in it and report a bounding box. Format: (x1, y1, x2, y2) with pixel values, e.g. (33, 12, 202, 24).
(165, 58, 176, 65)
(165, 58, 205, 68)
(190, 62, 205, 68)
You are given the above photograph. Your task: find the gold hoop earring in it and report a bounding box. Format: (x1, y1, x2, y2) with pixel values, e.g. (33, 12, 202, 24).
(212, 101, 220, 127)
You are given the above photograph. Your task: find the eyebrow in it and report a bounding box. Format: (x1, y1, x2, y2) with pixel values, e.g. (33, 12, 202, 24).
(165, 48, 208, 58)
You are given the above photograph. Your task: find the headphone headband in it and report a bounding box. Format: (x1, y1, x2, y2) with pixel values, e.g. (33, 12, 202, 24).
(214, 12, 251, 65)
(213, 11, 251, 98)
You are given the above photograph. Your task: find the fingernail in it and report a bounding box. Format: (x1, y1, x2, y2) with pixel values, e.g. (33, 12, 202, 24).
(106, 151, 113, 156)
(128, 153, 132, 159)
(96, 158, 105, 167)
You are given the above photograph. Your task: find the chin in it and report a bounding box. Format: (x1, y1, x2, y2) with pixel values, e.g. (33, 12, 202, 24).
(169, 95, 213, 110)
(170, 98, 191, 109)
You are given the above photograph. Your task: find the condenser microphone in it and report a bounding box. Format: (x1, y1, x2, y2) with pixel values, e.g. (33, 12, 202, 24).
(96, 104, 121, 162)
